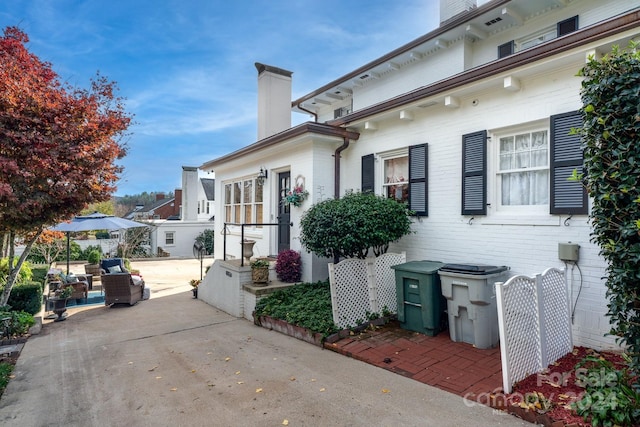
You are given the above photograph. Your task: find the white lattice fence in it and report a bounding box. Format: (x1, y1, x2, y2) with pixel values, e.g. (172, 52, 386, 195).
(496, 268, 572, 393)
(328, 252, 405, 329)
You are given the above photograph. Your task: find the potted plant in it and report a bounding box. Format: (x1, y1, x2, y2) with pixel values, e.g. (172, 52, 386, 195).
(190, 279, 201, 298)
(50, 285, 73, 322)
(84, 249, 101, 276)
(250, 259, 270, 285)
(283, 185, 309, 207)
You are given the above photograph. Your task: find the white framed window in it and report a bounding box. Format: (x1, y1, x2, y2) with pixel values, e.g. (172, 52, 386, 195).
(380, 149, 409, 203)
(494, 125, 549, 212)
(165, 231, 175, 246)
(223, 177, 264, 226)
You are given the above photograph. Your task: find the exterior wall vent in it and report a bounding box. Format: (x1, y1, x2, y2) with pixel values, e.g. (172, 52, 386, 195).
(334, 107, 351, 119)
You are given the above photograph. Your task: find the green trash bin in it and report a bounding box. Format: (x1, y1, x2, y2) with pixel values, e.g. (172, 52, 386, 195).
(391, 260, 444, 336)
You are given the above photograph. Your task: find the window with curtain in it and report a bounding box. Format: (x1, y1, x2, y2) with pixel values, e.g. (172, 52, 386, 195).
(383, 156, 409, 202)
(498, 130, 549, 206)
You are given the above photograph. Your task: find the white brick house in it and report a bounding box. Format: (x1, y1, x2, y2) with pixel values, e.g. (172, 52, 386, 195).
(200, 0, 640, 349)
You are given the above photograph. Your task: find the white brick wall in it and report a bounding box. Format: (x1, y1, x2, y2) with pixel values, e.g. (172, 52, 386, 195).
(340, 61, 620, 350)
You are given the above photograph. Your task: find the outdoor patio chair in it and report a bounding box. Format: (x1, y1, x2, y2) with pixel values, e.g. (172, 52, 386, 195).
(51, 272, 89, 302)
(100, 258, 127, 275)
(102, 273, 144, 306)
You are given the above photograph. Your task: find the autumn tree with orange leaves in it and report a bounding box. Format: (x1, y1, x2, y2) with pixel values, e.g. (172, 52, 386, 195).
(0, 27, 132, 305)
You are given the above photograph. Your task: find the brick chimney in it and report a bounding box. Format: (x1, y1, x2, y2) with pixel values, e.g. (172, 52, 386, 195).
(440, 0, 477, 25)
(156, 193, 165, 201)
(255, 63, 293, 141)
(173, 189, 182, 216)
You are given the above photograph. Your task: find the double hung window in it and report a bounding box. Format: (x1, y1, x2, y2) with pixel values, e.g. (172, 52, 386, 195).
(498, 129, 549, 207)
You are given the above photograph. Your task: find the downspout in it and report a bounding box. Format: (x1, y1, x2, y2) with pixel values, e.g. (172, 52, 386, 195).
(334, 137, 350, 199)
(296, 102, 318, 123)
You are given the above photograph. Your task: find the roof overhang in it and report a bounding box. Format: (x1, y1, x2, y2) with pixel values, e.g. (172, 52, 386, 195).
(200, 122, 359, 170)
(328, 7, 640, 127)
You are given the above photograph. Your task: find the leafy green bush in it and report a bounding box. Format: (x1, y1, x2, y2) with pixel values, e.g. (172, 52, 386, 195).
(30, 266, 48, 291)
(0, 362, 14, 398)
(300, 191, 413, 261)
(0, 309, 35, 336)
(578, 41, 640, 376)
(6, 282, 42, 315)
(0, 258, 32, 285)
(572, 355, 640, 426)
(255, 281, 338, 337)
(86, 249, 101, 264)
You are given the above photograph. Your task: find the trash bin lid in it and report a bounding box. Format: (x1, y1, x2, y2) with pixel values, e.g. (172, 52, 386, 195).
(439, 263, 508, 275)
(391, 260, 444, 274)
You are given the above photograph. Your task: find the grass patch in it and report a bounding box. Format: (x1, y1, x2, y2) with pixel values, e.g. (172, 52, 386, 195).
(0, 362, 14, 397)
(255, 280, 339, 337)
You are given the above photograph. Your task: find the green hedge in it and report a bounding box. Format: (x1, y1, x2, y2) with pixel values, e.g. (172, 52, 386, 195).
(30, 266, 49, 291)
(7, 282, 43, 315)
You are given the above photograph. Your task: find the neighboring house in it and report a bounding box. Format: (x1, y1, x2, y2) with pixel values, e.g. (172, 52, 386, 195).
(147, 167, 216, 258)
(126, 193, 178, 220)
(200, 0, 640, 350)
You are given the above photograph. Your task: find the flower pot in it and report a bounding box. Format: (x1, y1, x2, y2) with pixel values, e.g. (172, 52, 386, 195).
(50, 298, 68, 322)
(84, 263, 101, 276)
(242, 239, 256, 263)
(251, 266, 269, 285)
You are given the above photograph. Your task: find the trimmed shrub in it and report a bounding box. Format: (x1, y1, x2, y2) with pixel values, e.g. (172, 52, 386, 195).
(6, 282, 42, 315)
(87, 250, 101, 264)
(275, 250, 302, 283)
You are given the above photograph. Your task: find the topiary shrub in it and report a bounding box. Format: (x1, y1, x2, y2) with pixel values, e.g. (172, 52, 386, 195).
(275, 250, 302, 283)
(578, 41, 640, 377)
(300, 191, 413, 262)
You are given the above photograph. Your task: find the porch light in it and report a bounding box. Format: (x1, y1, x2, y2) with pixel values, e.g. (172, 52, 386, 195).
(257, 167, 268, 185)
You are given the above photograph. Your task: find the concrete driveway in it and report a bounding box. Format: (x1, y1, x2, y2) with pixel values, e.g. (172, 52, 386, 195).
(0, 259, 527, 426)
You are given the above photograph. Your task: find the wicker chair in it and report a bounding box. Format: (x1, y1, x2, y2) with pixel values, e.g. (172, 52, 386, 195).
(63, 282, 89, 302)
(102, 273, 144, 306)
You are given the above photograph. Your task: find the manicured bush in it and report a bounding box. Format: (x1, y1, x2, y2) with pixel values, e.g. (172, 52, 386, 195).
(6, 282, 42, 315)
(30, 266, 48, 291)
(196, 229, 215, 255)
(275, 250, 301, 283)
(300, 191, 413, 262)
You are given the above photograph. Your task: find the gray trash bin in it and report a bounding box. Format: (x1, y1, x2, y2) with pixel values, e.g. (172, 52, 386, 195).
(438, 264, 509, 349)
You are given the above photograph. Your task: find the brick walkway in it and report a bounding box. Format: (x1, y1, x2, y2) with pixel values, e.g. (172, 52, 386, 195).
(324, 320, 503, 403)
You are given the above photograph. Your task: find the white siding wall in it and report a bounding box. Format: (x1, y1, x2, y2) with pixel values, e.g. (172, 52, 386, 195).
(151, 221, 215, 258)
(340, 63, 617, 350)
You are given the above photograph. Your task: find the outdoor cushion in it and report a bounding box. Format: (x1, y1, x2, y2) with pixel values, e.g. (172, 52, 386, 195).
(108, 265, 123, 273)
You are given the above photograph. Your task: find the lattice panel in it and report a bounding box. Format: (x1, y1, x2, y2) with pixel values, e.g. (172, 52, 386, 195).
(329, 259, 370, 329)
(496, 268, 573, 393)
(498, 276, 542, 388)
(372, 252, 406, 314)
(541, 268, 573, 366)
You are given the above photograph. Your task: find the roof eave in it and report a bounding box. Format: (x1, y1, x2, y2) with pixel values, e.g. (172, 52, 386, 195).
(200, 122, 359, 170)
(329, 8, 640, 127)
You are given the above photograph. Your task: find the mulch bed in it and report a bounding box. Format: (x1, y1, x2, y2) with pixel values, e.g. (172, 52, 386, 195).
(495, 346, 637, 427)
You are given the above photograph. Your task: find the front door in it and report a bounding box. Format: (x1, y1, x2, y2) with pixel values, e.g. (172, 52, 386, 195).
(277, 171, 291, 253)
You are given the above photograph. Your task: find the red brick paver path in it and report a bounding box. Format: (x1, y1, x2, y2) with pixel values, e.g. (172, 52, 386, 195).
(324, 320, 503, 403)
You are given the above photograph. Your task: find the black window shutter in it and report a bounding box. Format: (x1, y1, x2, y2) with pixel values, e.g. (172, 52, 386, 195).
(361, 154, 375, 193)
(498, 40, 514, 59)
(557, 16, 578, 36)
(550, 111, 587, 214)
(462, 131, 487, 215)
(409, 144, 428, 216)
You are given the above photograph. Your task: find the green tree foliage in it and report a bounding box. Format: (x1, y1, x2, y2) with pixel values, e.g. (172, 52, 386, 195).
(578, 41, 640, 377)
(195, 229, 215, 255)
(300, 191, 413, 261)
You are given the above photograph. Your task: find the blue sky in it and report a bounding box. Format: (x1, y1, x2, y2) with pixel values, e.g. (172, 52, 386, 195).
(1, 0, 451, 196)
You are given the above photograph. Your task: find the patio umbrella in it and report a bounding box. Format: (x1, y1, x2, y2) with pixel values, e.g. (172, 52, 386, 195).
(51, 212, 148, 274)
